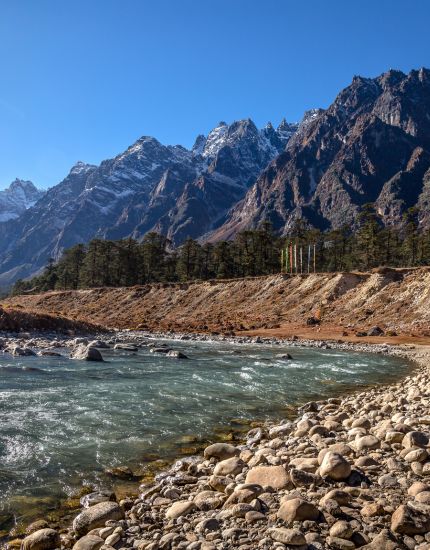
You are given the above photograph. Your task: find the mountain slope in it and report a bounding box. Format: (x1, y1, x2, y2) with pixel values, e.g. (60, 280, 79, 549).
(210, 68, 430, 239)
(2, 67, 430, 287)
(0, 119, 295, 286)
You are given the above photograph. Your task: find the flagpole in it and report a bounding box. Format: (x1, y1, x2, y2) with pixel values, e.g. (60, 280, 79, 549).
(290, 243, 293, 274)
(313, 243, 316, 273)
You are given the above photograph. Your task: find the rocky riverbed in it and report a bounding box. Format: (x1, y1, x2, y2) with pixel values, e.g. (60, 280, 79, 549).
(3, 330, 430, 549)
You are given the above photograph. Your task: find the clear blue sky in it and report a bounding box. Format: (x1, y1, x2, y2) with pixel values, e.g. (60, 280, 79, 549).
(1, 0, 429, 189)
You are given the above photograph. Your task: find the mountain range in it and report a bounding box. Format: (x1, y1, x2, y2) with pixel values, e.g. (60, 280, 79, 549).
(0, 67, 429, 287)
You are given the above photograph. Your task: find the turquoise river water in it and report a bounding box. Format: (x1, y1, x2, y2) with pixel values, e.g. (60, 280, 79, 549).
(0, 339, 411, 529)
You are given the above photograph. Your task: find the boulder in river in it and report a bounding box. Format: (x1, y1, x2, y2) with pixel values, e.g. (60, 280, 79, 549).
(70, 345, 104, 362)
(80, 491, 116, 508)
(113, 343, 137, 351)
(166, 350, 188, 359)
(37, 350, 62, 357)
(88, 340, 110, 349)
(7, 345, 36, 356)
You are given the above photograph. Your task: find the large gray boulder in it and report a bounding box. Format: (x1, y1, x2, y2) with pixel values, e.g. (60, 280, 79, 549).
(72, 502, 124, 535)
(70, 344, 104, 362)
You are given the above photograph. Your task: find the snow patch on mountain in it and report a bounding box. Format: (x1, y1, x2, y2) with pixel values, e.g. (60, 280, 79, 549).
(0, 179, 45, 222)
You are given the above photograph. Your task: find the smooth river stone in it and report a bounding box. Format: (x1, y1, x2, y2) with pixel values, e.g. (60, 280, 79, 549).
(204, 443, 239, 460)
(165, 501, 196, 519)
(21, 529, 61, 550)
(73, 502, 124, 535)
(245, 465, 290, 489)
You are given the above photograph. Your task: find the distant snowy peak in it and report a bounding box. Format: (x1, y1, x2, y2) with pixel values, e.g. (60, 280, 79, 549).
(0, 179, 45, 222)
(199, 117, 298, 161)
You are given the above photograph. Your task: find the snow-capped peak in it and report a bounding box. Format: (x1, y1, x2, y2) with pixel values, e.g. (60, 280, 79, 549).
(202, 122, 229, 158)
(0, 179, 45, 222)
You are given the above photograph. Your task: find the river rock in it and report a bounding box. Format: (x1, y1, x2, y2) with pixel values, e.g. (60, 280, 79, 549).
(9, 345, 36, 356)
(367, 326, 384, 336)
(355, 434, 380, 451)
(25, 521, 50, 535)
(72, 535, 105, 550)
(88, 340, 110, 349)
(194, 490, 225, 510)
(319, 452, 351, 480)
(290, 468, 321, 487)
(245, 465, 290, 489)
(408, 482, 430, 496)
(320, 489, 351, 507)
(213, 457, 244, 476)
(208, 475, 230, 492)
(113, 343, 137, 351)
(404, 448, 428, 463)
(277, 497, 319, 524)
(80, 491, 116, 508)
(269, 423, 293, 438)
(71, 345, 104, 362)
(72, 502, 124, 535)
(204, 443, 239, 460)
(269, 527, 306, 545)
(391, 503, 430, 534)
(358, 529, 398, 549)
(166, 350, 188, 359)
(165, 500, 196, 519)
(326, 536, 355, 549)
(416, 491, 430, 504)
(403, 431, 429, 448)
(21, 529, 60, 550)
(329, 520, 353, 540)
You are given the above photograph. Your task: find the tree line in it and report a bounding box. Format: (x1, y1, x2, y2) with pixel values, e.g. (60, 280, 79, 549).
(11, 205, 430, 295)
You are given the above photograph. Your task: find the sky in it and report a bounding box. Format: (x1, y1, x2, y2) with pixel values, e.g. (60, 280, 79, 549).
(1, 0, 429, 190)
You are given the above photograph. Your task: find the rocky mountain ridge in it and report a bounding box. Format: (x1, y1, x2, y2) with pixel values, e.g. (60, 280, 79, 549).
(0, 179, 45, 222)
(0, 118, 297, 286)
(210, 68, 430, 239)
(1, 67, 430, 287)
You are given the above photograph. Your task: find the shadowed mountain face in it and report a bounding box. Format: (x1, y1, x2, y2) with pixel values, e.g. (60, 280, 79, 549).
(0, 119, 297, 285)
(1, 68, 429, 287)
(209, 68, 430, 240)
